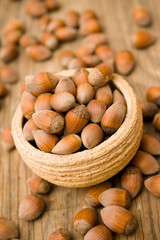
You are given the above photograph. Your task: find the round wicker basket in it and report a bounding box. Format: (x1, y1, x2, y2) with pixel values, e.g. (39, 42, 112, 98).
(12, 69, 143, 188)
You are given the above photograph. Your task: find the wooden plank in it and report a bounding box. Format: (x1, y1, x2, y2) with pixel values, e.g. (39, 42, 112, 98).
(0, 0, 160, 239)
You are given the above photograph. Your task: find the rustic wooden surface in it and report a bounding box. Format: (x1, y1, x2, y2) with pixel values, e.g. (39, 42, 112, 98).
(0, 0, 160, 239)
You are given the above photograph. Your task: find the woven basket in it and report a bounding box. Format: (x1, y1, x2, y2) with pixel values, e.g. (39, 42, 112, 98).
(12, 69, 143, 188)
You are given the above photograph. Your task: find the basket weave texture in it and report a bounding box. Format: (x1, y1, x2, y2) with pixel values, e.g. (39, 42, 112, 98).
(12, 70, 143, 188)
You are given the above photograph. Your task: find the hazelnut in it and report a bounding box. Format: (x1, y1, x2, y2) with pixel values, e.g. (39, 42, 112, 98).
(74, 207, 97, 235)
(131, 150, 159, 175)
(121, 167, 143, 199)
(100, 205, 137, 235)
(27, 176, 51, 194)
(19, 194, 45, 220)
(52, 134, 82, 154)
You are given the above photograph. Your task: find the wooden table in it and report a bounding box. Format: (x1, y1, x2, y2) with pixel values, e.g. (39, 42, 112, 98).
(0, 0, 160, 239)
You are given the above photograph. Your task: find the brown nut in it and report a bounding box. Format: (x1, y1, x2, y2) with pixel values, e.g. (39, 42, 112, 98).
(95, 45, 115, 63)
(153, 113, 160, 131)
(55, 26, 77, 42)
(47, 19, 65, 32)
(0, 83, 8, 97)
(0, 44, 18, 63)
(19, 194, 45, 220)
(55, 77, 76, 96)
(99, 188, 131, 208)
(113, 89, 127, 107)
(50, 91, 75, 112)
(81, 123, 104, 149)
(87, 99, 106, 123)
(3, 30, 22, 45)
(76, 82, 95, 105)
(26, 44, 52, 61)
(35, 93, 52, 112)
(115, 51, 135, 75)
(146, 86, 160, 107)
(80, 10, 97, 25)
(121, 167, 143, 199)
(84, 225, 113, 240)
(47, 228, 71, 240)
(20, 33, 38, 48)
(65, 10, 80, 28)
(33, 110, 64, 134)
(131, 150, 159, 175)
(24, 75, 40, 97)
(80, 18, 102, 35)
(133, 7, 152, 27)
(140, 101, 158, 121)
(85, 182, 111, 207)
(72, 68, 89, 86)
(65, 105, 89, 134)
(82, 55, 101, 67)
(0, 65, 17, 83)
(45, 0, 59, 11)
(39, 14, 51, 31)
(101, 102, 126, 135)
(52, 134, 82, 154)
(131, 30, 155, 48)
(23, 118, 39, 141)
(82, 33, 107, 46)
(144, 174, 160, 197)
(40, 32, 58, 50)
(74, 207, 97, 235)
(1, 128, 15, 151)
(100, 205, 137, 235)
(33, 129, 59, 153)
(0, 218, 18, 240)
(76, 43, 96, 58)
(21, 91, 36, 119)
(26, 72, 58, 94)
(140, 134, 160, 155)
(4, 20, 23, 34)
(26, 1, 47, 18)
(67, 58, 86, 70)
(95, 85, 112, 107)
(27, 176, 51, 194)
(88, 63, 113, 87)
(58, 50, 75, 68)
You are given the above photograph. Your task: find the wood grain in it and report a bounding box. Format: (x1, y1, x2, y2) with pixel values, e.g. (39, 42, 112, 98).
(0, 0, 160, 239)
